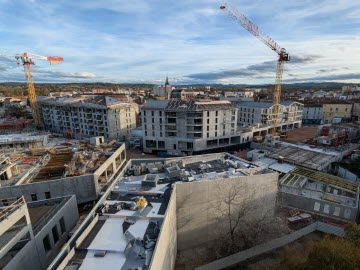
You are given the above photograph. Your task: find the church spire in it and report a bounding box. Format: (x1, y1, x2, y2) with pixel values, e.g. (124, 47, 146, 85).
(165, 76, 169, 86)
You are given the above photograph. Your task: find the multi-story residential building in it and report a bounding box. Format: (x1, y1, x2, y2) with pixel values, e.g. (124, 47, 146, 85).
(322, 101, 353, 124)
(302, 103, 323, 125)
(234, 101, 303, 131)
(38, 95, 137, 140)
(140, 100, 253, 155)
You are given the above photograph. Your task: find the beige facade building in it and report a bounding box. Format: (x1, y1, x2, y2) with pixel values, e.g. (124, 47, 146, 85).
(322, 101, 353, 124)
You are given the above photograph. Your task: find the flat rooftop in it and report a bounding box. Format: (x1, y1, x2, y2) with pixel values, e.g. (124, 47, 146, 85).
(65, 183, 170, 270)
(266, 143, 340, 170)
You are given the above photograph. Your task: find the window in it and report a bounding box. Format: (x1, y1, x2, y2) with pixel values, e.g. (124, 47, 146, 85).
(151, 111, 154, 117)
(45, 192, 51, 199)
(159, 111, 162, 117)
(207, 119, 209, 124)
(344, 209, 351, 219)
(31, 194, 37, 201)
(333, 207, 340, 216)
(52, 225, 59, 244)
(345, 108, 348, 112)
(216, 111, 218, 117)
(207, 132, 209, 138)
(143, 111, 146, 116)
(207, 126, 209, 131)
(43, 235, 51, 252)
(207, 111, 210, 117)
(152, 118, 154, 123)
(160, 132, 163, 137)
(215, 132, 217, 137)
(145, 131, 147, 136)
(323, 204, 330, 214)
(173, 144, 177, 150)
(59, 217, 66, 234)
(314, 202, 320, 211)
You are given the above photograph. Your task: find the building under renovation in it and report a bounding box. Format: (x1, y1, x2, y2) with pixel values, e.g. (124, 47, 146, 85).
(0, 136, 126, 204)
(234, 100, 303, 131)
(38, 95, 137, 140)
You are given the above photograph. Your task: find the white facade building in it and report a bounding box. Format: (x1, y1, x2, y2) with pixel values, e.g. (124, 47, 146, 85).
(303, 104, 323, 125)
(235, 101, 303, 131)
(38, 96, 137, 140)
(141, 100, 254, 155)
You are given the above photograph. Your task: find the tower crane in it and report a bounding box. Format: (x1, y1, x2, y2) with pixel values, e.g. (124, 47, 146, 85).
(220, 1, 290, 135)
(0, 51, 63, 126)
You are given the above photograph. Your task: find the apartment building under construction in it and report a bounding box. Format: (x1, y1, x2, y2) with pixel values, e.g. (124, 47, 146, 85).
(38, 95, 137, 140)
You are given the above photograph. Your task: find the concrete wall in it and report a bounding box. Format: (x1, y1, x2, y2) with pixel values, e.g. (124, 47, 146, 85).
(280, 192, 358, 222)
(337, 166, 359, 183)
(0, 175, 97, 204)
(149, 187, 177, 270)
(176, 173, 278, 250)
(5, 195, 79, 270)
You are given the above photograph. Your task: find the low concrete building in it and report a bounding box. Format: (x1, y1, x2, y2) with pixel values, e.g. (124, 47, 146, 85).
(279, 167, 359, 222)
(0, 195, 78, 270)
(49, 153, 278, 270)
(0, 139, 126, 204)
(0, 133, 48, 153)
(38, 95, 137, 140)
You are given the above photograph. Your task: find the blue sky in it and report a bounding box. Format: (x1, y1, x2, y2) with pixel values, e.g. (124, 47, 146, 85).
(0, 0, 359, 85)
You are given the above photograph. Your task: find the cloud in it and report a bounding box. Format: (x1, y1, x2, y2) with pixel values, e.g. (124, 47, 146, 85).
(286, 73, 360, 82)
(33, 69, 97, 79)
(185, 54, 321, 81)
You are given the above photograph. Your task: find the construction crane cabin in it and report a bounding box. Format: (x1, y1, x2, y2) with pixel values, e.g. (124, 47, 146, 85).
(220, 1, 290, 135)
(1, 51, 64, 127)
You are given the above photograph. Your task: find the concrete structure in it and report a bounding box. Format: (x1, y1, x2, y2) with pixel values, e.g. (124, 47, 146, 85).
(322, 101, 353, 124)
(0, 133, 48, 152)
(0, 195, 78, 270)
(279, 167, 359, 222)
(235, 101, 303, 131)
(38, 95, 137, 140)
(50, 153, 277, 270)
(141, 100, 247, 155)
(0, 141, 126, 204)
(265, 141, 359, 171)
(302, 103, 323, 125)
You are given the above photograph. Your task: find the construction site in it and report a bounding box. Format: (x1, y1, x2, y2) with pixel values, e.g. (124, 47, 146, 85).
(0, 135, 127, 204)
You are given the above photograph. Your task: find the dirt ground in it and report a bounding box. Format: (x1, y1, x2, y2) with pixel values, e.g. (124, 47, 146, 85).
(282, 127, 319, 143)
(125, 148, 158, 160)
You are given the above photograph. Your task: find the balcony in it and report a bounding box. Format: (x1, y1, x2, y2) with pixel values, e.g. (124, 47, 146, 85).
(186, 119, 203, 126)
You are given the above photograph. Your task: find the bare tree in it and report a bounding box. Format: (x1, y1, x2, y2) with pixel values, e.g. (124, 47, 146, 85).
(211, 179, 285, 256)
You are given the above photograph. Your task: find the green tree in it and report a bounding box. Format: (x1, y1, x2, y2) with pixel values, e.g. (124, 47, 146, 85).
(4, 106, 32, 119)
